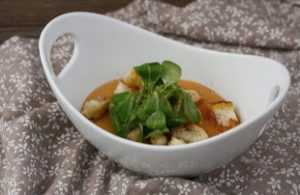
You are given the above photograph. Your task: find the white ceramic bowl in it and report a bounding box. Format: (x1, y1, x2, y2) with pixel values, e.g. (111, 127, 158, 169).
(39, 12, 290, 176)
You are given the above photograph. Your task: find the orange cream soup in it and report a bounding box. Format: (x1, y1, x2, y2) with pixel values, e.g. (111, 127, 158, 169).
(84, 79, 224, 137)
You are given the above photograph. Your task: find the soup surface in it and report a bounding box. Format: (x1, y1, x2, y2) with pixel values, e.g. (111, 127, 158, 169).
(84, 79, 224, 137)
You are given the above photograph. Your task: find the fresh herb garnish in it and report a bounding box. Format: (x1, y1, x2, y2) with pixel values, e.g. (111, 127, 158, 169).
(135, 62, 162, 93)
(109, 61, 200, 141)
(161, 61, 182, 86)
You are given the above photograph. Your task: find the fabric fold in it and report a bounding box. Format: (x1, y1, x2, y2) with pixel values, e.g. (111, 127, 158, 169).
(110, 0, 300, 49)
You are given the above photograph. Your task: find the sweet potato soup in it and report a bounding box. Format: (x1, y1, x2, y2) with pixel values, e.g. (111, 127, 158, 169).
(84, 79, 225, 137)
(81, 61, 239, 145)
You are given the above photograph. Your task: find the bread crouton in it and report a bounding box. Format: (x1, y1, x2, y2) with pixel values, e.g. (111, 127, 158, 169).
(114, 81, 131, 94)
(209, 101, 239, 130)
(171, 124, 208, 143)
(123, 68, 141, 88)
(126, 127, 141, 142)
(168, 136, 186, 145)
(184, 89, 202, 102)
(150, 134, 167, 145)
(81, 96, 109, 120)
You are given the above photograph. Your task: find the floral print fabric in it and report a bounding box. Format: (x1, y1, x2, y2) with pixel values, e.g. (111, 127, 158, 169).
(0, 0, 299, 194)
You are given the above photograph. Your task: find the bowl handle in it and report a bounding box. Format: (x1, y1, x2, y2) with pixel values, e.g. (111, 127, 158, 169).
(267, 85, 280, 106)
(39, 13, 82, 81)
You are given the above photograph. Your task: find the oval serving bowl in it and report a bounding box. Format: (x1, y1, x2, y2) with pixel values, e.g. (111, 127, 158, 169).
(39, 12, 290, 176)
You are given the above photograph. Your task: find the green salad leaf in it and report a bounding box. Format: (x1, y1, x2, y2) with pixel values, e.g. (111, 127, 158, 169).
(135, 62, 162, 93)
(146, 110, 166, 130)
(182, 91, 200, 123)
(109, 61, 200, 141)
(109, 92, 139, 137)
(145, 128, 169, 138)
(143, 91, 160, 114)
(161, 60, 182, 86)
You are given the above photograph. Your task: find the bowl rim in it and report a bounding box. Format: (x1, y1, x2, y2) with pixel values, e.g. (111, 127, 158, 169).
(39, 12, 291, 151)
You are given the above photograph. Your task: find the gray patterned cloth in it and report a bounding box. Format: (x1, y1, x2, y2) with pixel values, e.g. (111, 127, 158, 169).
(0, 0, 299, 194)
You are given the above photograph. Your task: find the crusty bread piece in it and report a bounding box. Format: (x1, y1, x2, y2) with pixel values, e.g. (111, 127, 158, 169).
(168, 136, 186, 145)
(123, 68, 142, 88)
(126, 127, 141, 142)
(184, 89, 202, 102)
(114, 81, 131, 94)
(150, 134, 167, 145)
(209, 101, 239, 130)
(81, 96, 109, 120)
(171, 124, 208, 143)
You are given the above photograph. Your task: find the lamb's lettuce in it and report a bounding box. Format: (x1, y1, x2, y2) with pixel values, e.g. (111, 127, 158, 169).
(109, 61, 200, 140)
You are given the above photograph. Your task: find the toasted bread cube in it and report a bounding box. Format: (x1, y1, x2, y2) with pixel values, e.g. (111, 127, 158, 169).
(81, 96, 109, 120)
(114, 81, 131, 94)
(171, 124, 208, 143)
(123, 68, 141, 88)
(168, 136, 186, 145)
(184, 89, 202, 102)
(150, 134, 167, 145)
(126, 127, 141, 142)
(210, 101, 239, 129)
